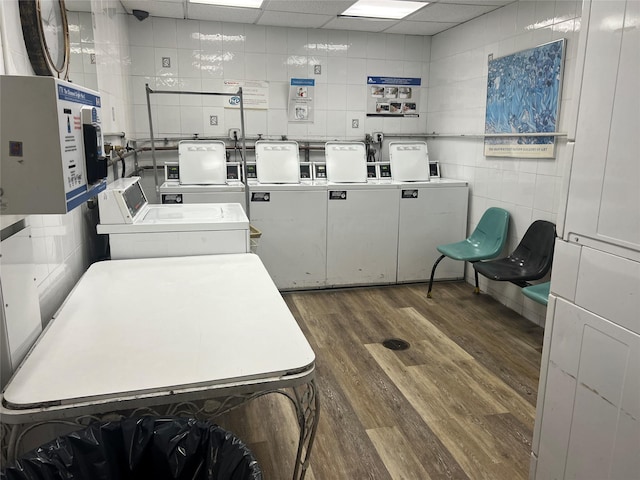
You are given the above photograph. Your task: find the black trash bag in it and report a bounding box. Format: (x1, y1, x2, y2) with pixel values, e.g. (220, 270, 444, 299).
(1, 416, 262, 480)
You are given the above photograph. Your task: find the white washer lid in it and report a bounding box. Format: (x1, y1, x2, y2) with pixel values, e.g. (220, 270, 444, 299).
(97, 203, 249, 233)
(255, 141, 300, 184)
(325, 142, 367, 183)
(389, 141, 430, 182)
(178, 140, 227, 185)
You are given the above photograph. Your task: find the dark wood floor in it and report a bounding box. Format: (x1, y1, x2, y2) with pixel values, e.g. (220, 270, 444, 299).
(217, 282, 544, 479)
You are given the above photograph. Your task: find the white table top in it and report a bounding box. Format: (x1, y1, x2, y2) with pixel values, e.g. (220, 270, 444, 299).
(3, 254, 315, 409)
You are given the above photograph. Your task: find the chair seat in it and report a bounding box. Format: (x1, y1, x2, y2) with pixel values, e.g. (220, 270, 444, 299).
(474, 256, 549, 283)
(522, 281, 551, 306)
(473, 220, 556, 287)
(437, 240, 497, 262)
(427, 206, 510, 298)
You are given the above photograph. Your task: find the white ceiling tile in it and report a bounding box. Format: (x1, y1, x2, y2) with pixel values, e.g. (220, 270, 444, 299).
(114, 0, 518, 35)
(384, 20, 456, 36)
(322, 16, 396, 33)
(263, 0, 355, 16)
(122, 0, 185, 18)
(435, 0, 514, 5)
(186, 4, 262, 22)
(408, 3, 498, 22)
(257, 11, 333, 28)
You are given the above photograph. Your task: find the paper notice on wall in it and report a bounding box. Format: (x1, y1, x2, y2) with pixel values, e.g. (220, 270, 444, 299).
(224, 79, 269, 110)
(366, 76, 421, 117)
(288, 78, 315, 123)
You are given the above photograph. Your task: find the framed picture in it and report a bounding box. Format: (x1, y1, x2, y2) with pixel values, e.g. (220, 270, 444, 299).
(484, 39, 566, 158)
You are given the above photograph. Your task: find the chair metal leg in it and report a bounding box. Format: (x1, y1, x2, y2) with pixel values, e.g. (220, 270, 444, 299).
(473, 265, 480, 294)
(427, 255, 446, 298)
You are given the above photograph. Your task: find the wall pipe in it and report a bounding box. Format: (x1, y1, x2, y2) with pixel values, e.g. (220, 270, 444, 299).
(238, 88, 250, 219)
(144, 85, 245, 204)
(423, 132, 568, 138)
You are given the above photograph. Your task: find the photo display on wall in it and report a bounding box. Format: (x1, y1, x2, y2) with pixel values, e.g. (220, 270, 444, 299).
(366, 77, 421, 118)
(484, 39, 566, 158)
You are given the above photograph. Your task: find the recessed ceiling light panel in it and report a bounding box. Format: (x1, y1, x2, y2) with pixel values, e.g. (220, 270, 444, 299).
(341, 0, 428, 20)
(189, 0, 264, 8)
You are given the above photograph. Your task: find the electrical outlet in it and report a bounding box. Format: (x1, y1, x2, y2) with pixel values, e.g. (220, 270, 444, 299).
(352, 119, 359, 129)
(229, 128, 240, 140)
(373, 132, 384, 143)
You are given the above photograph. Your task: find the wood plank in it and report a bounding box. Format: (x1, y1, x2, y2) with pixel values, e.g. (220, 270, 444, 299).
(367, 427, 434, 480)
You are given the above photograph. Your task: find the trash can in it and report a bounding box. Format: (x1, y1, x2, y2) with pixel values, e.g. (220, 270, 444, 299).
(1, 417, 262, 480)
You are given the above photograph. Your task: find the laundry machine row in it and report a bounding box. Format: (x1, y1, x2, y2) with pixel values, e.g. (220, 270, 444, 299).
(118, 140, 467, 290)
(249, 141, 468, 290)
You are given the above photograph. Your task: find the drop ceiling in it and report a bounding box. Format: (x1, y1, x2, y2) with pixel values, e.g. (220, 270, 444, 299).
(67, 0, 516, 36)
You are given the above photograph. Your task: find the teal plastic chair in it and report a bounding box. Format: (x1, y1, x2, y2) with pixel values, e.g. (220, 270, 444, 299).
(427, 207, 510, 298)
(522, 281, 551, 306)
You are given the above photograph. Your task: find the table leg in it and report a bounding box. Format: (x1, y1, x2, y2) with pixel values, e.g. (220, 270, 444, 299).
(291, 379, 320, 480)
(2, 423, 18, 466)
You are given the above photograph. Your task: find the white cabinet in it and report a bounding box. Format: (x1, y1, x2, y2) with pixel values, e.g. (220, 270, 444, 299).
(563, 0, 639, 253)
(534, 296, 640, 479)
(326, 185, 399, 286)
(397, 183, 468, 282)
(250, 185, 328, 290)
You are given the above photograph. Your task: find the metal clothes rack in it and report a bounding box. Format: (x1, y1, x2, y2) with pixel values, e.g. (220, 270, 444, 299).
(144, 84, 250, 218)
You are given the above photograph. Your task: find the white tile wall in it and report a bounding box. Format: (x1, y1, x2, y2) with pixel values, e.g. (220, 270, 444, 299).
(427, 0, 582, 325)
(128, 20, 433, 140)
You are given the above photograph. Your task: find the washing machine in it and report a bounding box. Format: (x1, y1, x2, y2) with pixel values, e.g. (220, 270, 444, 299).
(96, 177, 249, 260)
(159, 140, 247, 211)
(389, 141, 468, 282)
(248, 141, 327, 290)
(325, 141, 400, 287)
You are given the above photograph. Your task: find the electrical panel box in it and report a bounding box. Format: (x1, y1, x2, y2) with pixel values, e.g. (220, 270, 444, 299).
(0, 75, 107, 215)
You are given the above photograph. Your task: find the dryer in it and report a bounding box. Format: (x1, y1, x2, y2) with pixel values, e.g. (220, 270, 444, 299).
(248, 141, 327, 290)
(325, 142, 400, 287)
(96, 177, 249, 260)
(159, 140, 247, 211)
(389, 141, 468, 282)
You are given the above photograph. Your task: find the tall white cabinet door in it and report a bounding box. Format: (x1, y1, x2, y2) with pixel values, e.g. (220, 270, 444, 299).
(535, 298, 640, 479)
(396, 186, 468, 282)
(563, 0, 640, 254)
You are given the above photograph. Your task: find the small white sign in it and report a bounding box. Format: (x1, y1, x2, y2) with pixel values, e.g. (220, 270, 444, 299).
(224, 79, 269, 110)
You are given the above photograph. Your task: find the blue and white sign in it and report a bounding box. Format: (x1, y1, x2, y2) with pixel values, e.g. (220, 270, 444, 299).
(57, 84, 101, 107)
(289, 78, 315, 123)
(367, 77, 421, 86)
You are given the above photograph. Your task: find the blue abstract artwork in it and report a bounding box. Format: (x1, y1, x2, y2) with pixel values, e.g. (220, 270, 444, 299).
(484, 39, 565, 158)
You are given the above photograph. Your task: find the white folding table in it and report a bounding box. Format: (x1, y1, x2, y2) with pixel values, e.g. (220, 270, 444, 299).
(0, 254, 318, 479)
